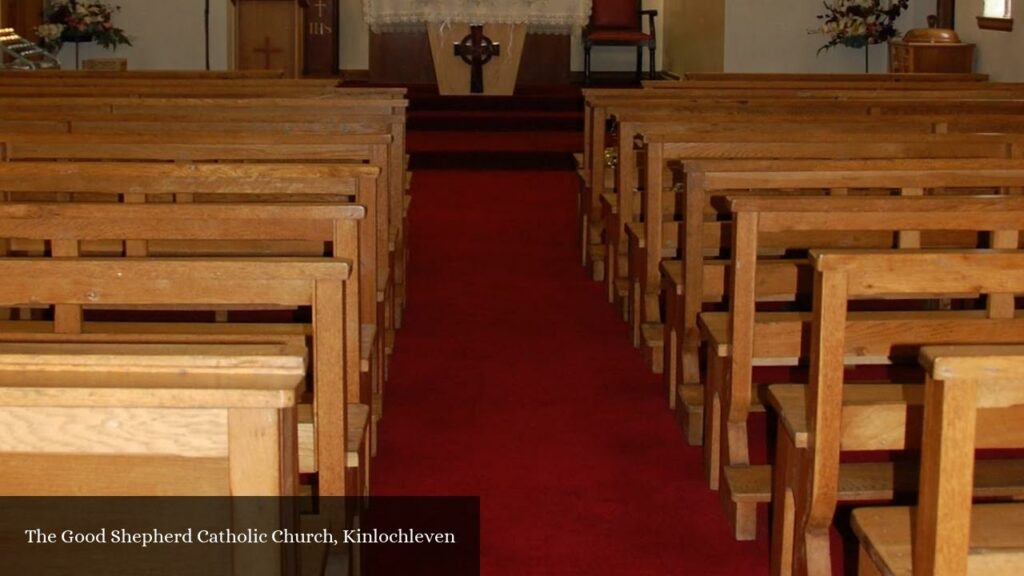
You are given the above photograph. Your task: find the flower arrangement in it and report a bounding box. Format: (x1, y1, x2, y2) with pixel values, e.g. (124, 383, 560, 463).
(36, 0, 131, 52)
(815, 0, 910, 54)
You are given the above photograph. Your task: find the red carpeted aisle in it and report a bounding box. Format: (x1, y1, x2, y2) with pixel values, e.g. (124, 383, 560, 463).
(371, 169, 772, 575)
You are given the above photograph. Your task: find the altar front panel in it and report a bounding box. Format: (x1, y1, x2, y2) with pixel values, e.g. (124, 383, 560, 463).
(364, 0, 593, 33)
(369, 31, 571, 87)
(428, 24, 527, 95)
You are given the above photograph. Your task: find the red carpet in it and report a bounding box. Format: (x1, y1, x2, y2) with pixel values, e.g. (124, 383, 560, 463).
(372, 170, 772, 574)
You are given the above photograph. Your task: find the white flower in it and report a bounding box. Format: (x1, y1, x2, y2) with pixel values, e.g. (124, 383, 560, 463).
(36, 23, 65, 40)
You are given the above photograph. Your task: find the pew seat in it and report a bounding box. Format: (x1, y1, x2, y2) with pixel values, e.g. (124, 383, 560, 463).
(853, 504, 1024, 576)
(724, 383, 1024, 541)
(298, 403, 371, 496)
(852, 345, 1024, 576)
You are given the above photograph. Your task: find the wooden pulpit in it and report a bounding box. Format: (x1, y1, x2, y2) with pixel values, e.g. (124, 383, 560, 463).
(233, 0, 339, 77)
(234, 0, 302, 77)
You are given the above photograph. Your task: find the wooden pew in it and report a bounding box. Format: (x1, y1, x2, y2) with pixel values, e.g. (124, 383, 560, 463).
(770, 250, 1024, 576)
(853, 345, 1024, 576)
(635, 127, 1024, 369)
(0, 326, 372, 497)
(676, 72, 989, 82)
(664, 158, 1024, 442)
(0, 83, 400, 99)
(0, 341, 307, 497)
(0, 161, 377, 318)
(0, 258, 359, 497)
(643, 78, 999, 90)
(701, 191, 1024, 540)
(621, 133, 1024, 371)
(607, 113, 1024, 382)
(0, 69, 289, 79)
(583, 84, 1024, 180)
(0, 342, 334, 576)
(596, 111, 1024, 284)
(0, 97, 411, 330)
(0, 199, 378, 490)
(581, 96, 1024, 274)
(584, 87, 1024, 194)
(0, 138, 394, 362)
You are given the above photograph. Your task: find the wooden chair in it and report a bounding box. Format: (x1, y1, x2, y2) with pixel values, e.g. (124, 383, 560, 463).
(853, 345, 1024, 576)
(583, 0, 658, 83)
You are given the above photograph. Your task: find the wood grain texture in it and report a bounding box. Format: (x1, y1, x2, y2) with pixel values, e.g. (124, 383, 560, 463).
(0, 453, 230, 496)
(0, 407, 228, 457)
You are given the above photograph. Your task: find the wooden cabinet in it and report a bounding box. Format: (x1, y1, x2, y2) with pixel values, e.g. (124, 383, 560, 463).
(889, 41, 975, 73)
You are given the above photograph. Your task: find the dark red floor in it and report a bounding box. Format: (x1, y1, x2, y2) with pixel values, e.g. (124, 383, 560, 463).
(372, 170, 772, 575)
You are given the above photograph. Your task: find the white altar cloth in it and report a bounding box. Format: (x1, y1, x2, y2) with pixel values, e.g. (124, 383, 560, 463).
(362, 0, 593, 34)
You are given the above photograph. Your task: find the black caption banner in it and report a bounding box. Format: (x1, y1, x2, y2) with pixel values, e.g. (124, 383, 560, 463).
(0, 496, 480, 576)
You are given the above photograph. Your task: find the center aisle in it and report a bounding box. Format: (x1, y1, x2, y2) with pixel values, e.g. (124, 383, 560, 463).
(372, 169, 771, 575)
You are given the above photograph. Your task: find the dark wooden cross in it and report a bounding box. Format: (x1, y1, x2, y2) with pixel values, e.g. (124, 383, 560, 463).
(253, 36, 282, 70)
(454, 25, 500, 94)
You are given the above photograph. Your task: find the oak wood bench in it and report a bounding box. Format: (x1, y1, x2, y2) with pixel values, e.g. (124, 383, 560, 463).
(0, 342, 338, 575)
(703, 192, 1024, 541)
(853, 345, 1024, 576)
(0, 258, 359, 498)
(770, 250, 1024, 576)
(663, 158, 1024, 441)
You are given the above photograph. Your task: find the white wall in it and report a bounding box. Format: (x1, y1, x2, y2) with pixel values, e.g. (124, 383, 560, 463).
(339, 0, 368, 70)
(54, 0, 230, 70)
(662, 0, 726, 75)
(955, 0, 1024, 80)
(723, 0, 931, 73)
(47, 0, 657, 74)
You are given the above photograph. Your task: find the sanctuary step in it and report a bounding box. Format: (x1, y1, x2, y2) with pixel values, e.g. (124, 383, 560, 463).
(388, 83, 585, 170)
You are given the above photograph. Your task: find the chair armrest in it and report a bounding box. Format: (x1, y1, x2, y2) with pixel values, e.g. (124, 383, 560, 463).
(641, 10, 658, 38)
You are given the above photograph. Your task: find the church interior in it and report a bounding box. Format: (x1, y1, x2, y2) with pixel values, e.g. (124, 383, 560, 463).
(1, 1, 1024, 575)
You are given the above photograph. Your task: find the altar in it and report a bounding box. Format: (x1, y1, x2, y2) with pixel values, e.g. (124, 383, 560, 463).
(364, 0, 593, 95)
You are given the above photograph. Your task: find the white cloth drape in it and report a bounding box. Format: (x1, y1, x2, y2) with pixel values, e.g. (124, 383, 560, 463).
(362, 0, 593, 34)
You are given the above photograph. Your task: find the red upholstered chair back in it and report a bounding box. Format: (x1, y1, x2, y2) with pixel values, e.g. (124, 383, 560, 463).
(590, 0, 640, 29)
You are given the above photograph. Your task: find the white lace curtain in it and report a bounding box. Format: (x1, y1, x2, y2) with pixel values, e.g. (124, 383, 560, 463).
(362, 0, 594, 34)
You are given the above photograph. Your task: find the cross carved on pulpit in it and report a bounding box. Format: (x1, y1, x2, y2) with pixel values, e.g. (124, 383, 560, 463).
(454, 25, 500, 94)
(253, 36, 282, 69)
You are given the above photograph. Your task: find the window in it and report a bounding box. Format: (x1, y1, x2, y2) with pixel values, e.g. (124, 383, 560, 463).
(979, 0, 1013, 30)
(983, 0, 1012, 18)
